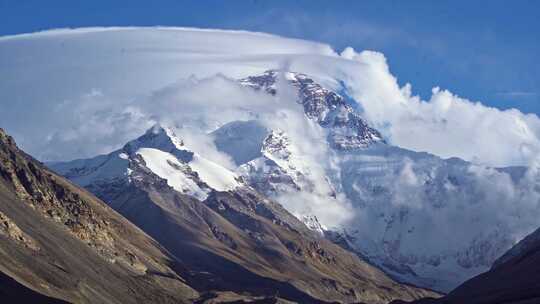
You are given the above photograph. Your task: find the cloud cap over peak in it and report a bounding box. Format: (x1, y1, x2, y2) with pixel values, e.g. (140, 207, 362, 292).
(1, 27, 540, 167)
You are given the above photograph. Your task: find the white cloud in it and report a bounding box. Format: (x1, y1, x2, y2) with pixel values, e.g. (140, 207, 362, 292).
(496, 91, 537, 97)
(339, 47, 540, 166)
(0, 27, 337, 160)
(338, 150, 540, 290)
(1, 27, 540, 168)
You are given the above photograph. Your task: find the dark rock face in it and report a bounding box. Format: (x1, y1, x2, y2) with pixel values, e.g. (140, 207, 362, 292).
(240, 70, 384, 150)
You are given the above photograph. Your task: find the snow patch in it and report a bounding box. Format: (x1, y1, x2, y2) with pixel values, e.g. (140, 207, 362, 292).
(137, 148, 208, 200)
(189, 154, 240, 192)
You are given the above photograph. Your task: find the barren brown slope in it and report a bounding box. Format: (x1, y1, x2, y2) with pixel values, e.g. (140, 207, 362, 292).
(0, 128, 199, 303)
(94, 150, 438, 304)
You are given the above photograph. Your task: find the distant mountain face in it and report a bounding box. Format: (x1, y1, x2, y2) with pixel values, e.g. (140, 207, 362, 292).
(234, 71, 540, 292)
(50, 70, 540, 294)
(398, 227, 540, 304)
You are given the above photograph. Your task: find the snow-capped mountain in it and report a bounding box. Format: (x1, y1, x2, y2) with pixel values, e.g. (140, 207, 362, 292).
(238, 128, 307, 195)
(334, 146, 524, 292)
(48, 124, 436, 303)
(52, 125, 241, 203)
(232, 71, 540, 292)
(50, 70, 540, 293)
(240, 70, 384, 150)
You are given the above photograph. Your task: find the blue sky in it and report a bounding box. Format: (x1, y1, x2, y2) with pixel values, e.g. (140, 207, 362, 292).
(1, 0, 538, 114)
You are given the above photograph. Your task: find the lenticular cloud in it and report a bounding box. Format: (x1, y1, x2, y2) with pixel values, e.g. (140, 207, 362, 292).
(1, 27, 539, 167)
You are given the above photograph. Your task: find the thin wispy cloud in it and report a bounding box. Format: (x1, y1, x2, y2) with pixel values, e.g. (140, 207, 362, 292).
(496, 91, 538, 97)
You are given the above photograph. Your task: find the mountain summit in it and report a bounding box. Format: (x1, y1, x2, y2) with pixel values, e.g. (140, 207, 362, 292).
(240, 70, 384, 150)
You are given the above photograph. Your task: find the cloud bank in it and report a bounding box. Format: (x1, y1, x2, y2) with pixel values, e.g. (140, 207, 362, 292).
(339, 47, 540, 167)
(0, 27, 339, 160)
(1, 27, 539, 167)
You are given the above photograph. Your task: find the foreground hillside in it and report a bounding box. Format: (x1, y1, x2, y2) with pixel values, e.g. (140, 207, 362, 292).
(0, 128, 198, 303)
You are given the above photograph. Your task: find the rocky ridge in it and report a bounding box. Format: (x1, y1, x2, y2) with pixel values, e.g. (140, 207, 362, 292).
(240, 70, 384, 150)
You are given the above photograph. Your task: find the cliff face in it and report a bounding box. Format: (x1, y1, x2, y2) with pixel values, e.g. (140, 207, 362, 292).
(0, 128, 198, 303)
